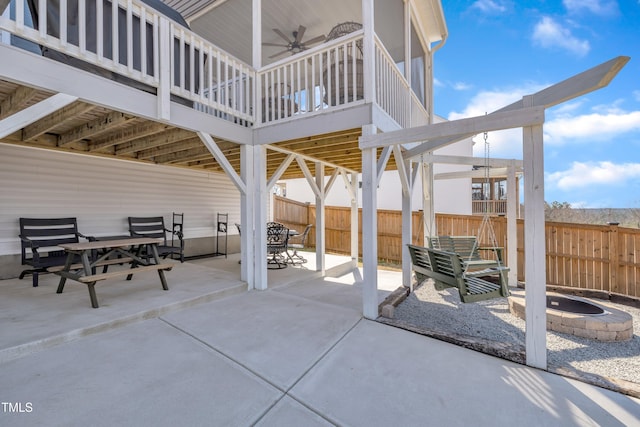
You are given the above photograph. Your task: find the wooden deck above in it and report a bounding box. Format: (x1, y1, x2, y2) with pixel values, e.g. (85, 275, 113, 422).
(0, 79, 397, 180)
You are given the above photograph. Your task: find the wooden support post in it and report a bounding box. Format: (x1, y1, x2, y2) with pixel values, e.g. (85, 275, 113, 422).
(608, 222, 620, 295)
(253, 145, 268, 290)
(506, 162, 518, 286)
(361, 125, 378, 319)
(523, 95, 547, 369)
(349, 172, 359, 268)
(422, 160, 436, 242)
(315, 162, 326, 274)
(240, 144, 254, 287)
(401, 159, 413, 290)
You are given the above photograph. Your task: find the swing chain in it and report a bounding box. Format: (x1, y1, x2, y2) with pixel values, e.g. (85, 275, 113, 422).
(483, 131, 490, 214)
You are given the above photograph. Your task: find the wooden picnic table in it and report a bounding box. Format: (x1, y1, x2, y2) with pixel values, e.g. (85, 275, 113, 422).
(50, 237, 173, 308)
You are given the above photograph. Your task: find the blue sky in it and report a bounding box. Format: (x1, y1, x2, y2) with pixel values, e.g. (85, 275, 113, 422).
(433, 0, 640, 208)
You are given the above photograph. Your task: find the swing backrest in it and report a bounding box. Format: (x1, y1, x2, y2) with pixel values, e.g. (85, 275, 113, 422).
(408, 245, 508, 303)
(429, 236, 482, 262)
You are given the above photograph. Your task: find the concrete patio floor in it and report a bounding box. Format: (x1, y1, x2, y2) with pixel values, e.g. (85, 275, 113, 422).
(1, 252, 639, 426)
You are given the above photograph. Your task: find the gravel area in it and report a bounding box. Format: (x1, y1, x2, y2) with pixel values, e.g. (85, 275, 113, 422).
(393, 282, 640, 391)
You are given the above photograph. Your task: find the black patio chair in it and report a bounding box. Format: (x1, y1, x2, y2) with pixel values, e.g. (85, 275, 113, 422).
(19, 217, 95, 287)
(287, 224, 312, 264)
(171, 212, 185, 261)
(266, 222, 289, 269)
(128, 216, 184, 263)
(235, 223, 242, 264)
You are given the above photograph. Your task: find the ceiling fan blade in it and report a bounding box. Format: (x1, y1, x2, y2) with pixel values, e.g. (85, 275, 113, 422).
(269, 49, 290, 59)
(273, 28, 291, 43)
(262, 42, 289, 47)
(295, 25, 306, 43)
(303, 35, 326, 46)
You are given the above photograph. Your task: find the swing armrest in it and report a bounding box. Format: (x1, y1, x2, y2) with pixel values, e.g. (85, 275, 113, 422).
(478, 246, 504, 262)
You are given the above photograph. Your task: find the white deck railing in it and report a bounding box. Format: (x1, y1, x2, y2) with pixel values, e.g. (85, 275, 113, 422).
(472, 200, 508, 215)
(1, 2, 427, 129)
(1, 0, 162, 86)
(374, 35, 429, 128)
(170, 24, 253, 123)
(0, 0, 253, 123)
(257, 30, 365, 125)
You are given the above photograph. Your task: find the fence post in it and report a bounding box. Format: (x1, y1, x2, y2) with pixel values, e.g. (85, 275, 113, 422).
(608, 222, 619, 294)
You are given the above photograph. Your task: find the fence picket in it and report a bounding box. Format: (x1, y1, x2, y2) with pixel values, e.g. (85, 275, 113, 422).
(274, 195, 640, 297)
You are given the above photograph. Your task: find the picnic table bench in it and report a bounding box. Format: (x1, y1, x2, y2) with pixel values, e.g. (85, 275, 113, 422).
(50, 237, 173, 308)
(408, 244, 510, 303)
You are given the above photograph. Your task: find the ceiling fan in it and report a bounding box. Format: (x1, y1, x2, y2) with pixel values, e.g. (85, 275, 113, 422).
(263, 25, 325, 59)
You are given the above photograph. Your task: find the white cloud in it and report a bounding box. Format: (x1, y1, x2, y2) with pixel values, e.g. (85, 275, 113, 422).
(448, 84, 546, 120)
(448, 83, 546, 159)
(633, 90, 640, 102)
(471, 0, 508, 14)
(446, 86, 640, 159)
(544, 110, 640, 144)
(547, 161, 640, 190)
(563, 0, 619, 16)
(453, 82, 473, 91)
(551, 100, 586, 116)
(434, 78, 444, 88)
(532, 16, 590, 56)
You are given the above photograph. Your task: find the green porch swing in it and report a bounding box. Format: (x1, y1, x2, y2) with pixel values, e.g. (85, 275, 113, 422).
(411, 131, 510, 302)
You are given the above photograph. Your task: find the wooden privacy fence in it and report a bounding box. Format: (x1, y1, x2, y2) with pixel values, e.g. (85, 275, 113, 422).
(273, 196, 640, 298)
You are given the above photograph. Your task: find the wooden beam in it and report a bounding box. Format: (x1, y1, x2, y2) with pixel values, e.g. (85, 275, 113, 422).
(496, 56, 630, 113)
(0, 86, 38, 120)
(275, 132, 360, 151)
(171, 154, 215, 165)
(324, 167, 339, 195)
(22, 102, 95, 141)
(341, 169, 357, 200)
(154, 146, 211, 164)
(407, 57, 629, 160)
(267, 144, 359, 175)
(198, 132, 246, 195)
(0, 93, 78, 139)
(89, 122, 170, 152)
(296, 157, 321, 198)
(422, 154, 523, 168)
(147, 141, 238, 162)
(136, 139, 203, 160)
(57, 111, 132, 147)
(377, 146, 392, 186)
(267, 153, 295, 191)
(115, 129, 194, 155)
(434, 168, 509, 180)
(360, 106, 545, 150)
(3, 130, 57, 146)
(394, 145, 409, 197)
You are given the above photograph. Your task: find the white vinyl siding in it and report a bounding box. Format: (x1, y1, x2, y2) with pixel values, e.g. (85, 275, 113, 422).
(0, 143, 241, 255)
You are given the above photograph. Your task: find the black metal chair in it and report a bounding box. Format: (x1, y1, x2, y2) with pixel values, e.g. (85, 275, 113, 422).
(235, 223, 242, 264)
(19, 217, 94, 287)
(266, 222, 289, 269)
(171, 213, 185, 261)
(128, 216, 184, 263)
(287, 224, 312, 264)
